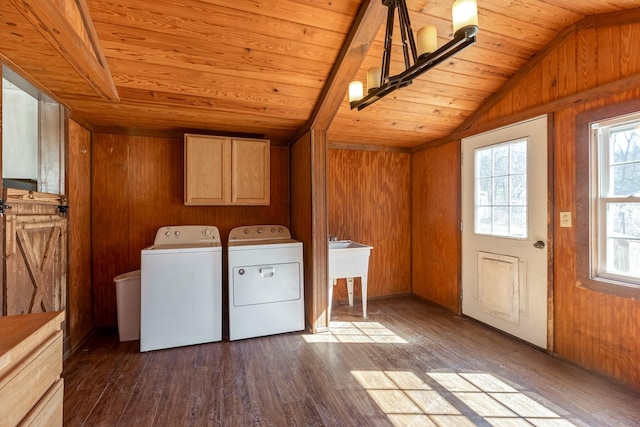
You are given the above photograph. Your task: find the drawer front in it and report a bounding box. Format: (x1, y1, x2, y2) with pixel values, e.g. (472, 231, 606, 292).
(0, 331, 62, 426)
(20, 378, 64, 426)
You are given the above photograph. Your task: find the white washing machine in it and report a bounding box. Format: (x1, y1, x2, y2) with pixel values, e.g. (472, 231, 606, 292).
(140, 225, 222, 352)
(228, 225, 304, 341)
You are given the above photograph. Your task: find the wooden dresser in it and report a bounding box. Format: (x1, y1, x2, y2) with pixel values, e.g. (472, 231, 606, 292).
(0, 311, 65, 426)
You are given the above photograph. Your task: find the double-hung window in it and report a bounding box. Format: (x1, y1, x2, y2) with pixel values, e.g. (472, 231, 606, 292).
(590, 113, 640, 287)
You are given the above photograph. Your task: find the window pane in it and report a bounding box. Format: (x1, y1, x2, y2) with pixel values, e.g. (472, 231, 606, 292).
(492, 206, 509, 236)
(510, 141, 527, 174)
(604, 202, 640, 280)
(607, 238, 640, 278)
(2, 78, 38, 181)
(611, 163, 640, 196)
(476, 178, 492, 206)
(510, 206, 527, 238)
(493, 145, 509, 176)
(476, 149, 492, 178)
(607, 202, 640, 239)
(510, 174, 527, 205)
(610, 128, 640, 163)
(493, 176, 509, 205)
(476, 206, 492, 234)
(608, 125, 640, 197)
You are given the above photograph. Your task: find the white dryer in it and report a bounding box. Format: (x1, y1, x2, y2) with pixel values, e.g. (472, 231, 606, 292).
(140, 225, 222, 352)
(228, 225, 304, 341)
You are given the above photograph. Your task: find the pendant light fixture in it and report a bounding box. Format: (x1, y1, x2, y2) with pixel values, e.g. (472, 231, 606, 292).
(349, 0, 479, 110)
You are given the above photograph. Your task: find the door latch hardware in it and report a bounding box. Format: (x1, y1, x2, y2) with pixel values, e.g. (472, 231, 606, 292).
(0, 199, 12, 215)
(57, 196, 69, 216)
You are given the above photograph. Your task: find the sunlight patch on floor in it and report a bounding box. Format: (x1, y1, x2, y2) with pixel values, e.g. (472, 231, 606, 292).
(302, 321, 407, 344)
(352, 370, 577, 427)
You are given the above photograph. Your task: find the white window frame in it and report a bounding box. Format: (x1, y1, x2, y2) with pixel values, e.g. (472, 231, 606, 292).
(590, 112, 640, 287)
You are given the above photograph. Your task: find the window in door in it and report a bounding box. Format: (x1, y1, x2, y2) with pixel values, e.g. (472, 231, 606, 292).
(474, 139, 528, 238)
(591, 113, 640, 286)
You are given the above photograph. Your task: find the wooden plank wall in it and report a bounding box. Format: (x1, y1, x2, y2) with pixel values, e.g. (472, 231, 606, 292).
(290, 130, 329, 333)
(410, 142, 460, 312)
(415, 21, 640, 389)
(290, 132, 314, 329)
(67, 119, 93, 351)
(91, 133, 290, 326)
(327, 147, 411, 302)
(482, 22, 640, 391)
(554, 92, 640, 391)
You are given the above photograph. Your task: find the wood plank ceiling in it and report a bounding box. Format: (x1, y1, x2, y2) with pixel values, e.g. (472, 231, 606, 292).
(2, 0, 640, 148)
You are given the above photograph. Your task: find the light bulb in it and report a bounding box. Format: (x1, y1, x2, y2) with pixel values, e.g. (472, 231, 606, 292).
(367, 68, 382, 92)
(417, 25, 437, 57)
(452, 0, 478, 36)
(349, 81, 363, 102)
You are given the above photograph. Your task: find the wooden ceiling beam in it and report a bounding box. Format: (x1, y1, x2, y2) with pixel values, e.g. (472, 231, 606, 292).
(10, 0, 119, 101)
(297, 0, 386, 136)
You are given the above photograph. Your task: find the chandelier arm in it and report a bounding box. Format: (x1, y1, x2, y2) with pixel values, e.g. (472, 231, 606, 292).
(353, 82, 401, 111)
(397, 6, 412, 69)
(380, 5, 396, 86)
(397, 0, 418, 66)
(391, 33, 476, 87)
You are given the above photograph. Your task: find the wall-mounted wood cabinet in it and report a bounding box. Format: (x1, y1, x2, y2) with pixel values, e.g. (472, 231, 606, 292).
(184, 134, 270, 205)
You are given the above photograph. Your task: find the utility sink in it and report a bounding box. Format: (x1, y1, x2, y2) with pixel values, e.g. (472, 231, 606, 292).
(328, 240, 373, 320)
(328, 240, 373, 278)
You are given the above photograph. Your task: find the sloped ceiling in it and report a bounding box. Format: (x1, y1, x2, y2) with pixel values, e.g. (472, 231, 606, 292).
(2, 0, 640, 148)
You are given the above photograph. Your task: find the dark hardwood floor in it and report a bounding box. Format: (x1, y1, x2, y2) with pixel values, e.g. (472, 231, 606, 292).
(63, 297, 640, 426)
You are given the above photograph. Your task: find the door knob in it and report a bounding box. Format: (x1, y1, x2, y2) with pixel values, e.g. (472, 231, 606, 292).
(533, 240, 545, 249)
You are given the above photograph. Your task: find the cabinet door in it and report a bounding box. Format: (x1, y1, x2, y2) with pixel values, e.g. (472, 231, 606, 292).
(184, 135, 231, 205)
(231, 138, 270, 205)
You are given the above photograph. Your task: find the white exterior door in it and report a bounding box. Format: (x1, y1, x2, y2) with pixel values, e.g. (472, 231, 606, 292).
(462, 115, 549, 349)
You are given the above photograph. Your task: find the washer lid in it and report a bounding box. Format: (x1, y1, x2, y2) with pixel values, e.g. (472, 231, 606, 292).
(153, 225, 221, 245)
(144, 242, 221, 250)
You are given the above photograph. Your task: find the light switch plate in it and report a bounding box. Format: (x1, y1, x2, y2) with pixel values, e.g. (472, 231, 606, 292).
(560, 212, 572, 227)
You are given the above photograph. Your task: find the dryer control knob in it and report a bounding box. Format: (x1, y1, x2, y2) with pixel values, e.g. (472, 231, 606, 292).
(244, 229, 250, 234)
(203, 228, 212, 236)
(165, 230, 172, 237)
(174, 231, 181, 237)
(257, 228, 264, 234)
(271, 227, 276, 233)
(278, 227, 283, 233)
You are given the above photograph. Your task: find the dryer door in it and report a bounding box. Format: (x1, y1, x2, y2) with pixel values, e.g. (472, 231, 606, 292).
(232, 262, 301, 306)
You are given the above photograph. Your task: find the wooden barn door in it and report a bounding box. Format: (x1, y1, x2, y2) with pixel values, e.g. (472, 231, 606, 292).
(3, 188, 68, 316)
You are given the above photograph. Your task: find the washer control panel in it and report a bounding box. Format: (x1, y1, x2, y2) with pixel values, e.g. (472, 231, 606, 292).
(154, 225, 221, 244)
(229, 225, 291, 241)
